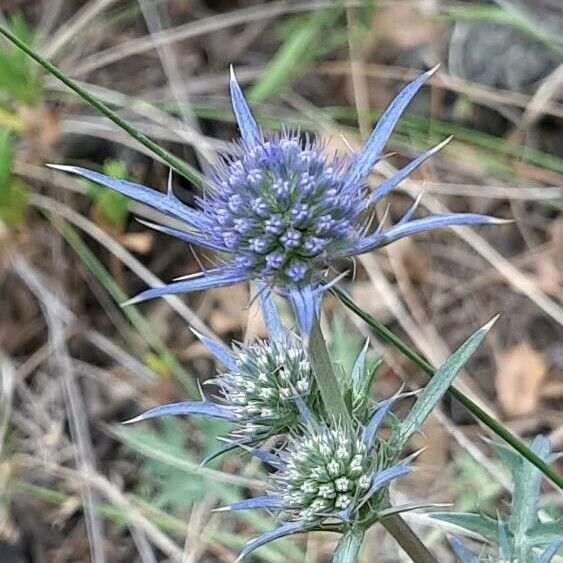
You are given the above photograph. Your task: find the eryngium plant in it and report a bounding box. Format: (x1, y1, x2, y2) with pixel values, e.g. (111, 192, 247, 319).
(215, 316, 498, 561)
(271, 423, 407, 522)
(126, 294, 319, 452)
(433, 436, 562, 563)
(220, 402, 412, 561)
(50, 67, 504, 333)
(125, 293, 381, 458)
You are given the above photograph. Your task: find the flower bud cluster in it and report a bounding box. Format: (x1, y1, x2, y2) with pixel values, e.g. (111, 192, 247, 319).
(203, 135, 366, 286)
(220, 336, 316, 437)
(274, 425, 373, 521)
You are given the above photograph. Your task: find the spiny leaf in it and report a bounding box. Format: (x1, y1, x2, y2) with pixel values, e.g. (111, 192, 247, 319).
(400, 316, 498, 443)
(508, 435, 551, 549)
(527, 519, 563, 547)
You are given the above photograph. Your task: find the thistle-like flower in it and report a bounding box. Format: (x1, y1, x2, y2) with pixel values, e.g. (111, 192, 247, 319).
(273, 424, 386, 522)
(126, 293, 318, 450)
(220, 334, 316, 437)
(50, 66, 504, 332)
(219, 401, 412, 561)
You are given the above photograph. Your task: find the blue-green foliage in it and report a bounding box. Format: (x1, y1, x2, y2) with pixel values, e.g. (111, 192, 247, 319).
(433, 436, 562, 562)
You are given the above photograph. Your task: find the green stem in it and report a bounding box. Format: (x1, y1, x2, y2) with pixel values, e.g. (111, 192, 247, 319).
(331, 286, 563, 490)
(381, 514, 437, 563)
(332, 527, 365, 563)
(307, 315, 352, 429)
(0, 25, 203, 187)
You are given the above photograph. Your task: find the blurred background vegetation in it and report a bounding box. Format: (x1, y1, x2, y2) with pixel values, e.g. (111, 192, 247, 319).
(0, 1, 561, 561)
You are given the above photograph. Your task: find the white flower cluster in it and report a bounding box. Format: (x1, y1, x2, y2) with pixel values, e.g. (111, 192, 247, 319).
(220, 337, 315, 437)
(275, 426, 373, 521)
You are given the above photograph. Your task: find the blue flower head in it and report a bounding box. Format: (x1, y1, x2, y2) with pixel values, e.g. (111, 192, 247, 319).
(50, 66, 504, 333)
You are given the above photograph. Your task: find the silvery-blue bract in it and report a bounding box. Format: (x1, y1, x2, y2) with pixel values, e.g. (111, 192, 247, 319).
(51, 67, 502, 333)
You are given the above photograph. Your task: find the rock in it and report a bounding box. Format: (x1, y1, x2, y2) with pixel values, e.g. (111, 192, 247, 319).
(448, 20, 558, 92)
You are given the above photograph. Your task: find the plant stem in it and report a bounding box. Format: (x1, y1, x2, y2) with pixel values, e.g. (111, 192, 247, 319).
(333, 527, 365, 563)
(0, 25, 203, 187)
(307, 315, 352, 429)
(331, 286, 563, 490)
(381, 514, 437, 563)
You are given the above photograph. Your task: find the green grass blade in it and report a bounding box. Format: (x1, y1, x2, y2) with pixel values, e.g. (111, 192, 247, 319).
(330, 286, 563, 490)
(0, 24, 203, 186)
(249, 7, 341, 103)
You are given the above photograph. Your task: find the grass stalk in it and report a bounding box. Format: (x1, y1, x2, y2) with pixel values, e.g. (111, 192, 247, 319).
(0, 24, 203, 186)
(331, 286, 563, 490)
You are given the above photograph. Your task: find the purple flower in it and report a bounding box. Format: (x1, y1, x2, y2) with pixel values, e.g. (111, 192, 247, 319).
(49, 66, 504, 333)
